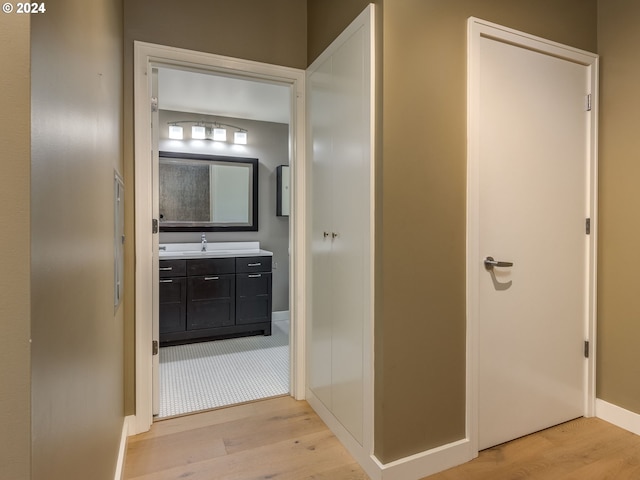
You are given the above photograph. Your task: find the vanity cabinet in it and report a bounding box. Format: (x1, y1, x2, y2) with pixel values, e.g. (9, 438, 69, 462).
(159, 256, 272, 346)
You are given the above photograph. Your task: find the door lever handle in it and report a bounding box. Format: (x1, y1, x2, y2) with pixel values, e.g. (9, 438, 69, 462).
(484, 256, 514, 270)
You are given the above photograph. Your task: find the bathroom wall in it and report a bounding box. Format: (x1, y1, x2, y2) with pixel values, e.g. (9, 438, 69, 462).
(0, 12, 31, 480)
(159, 110, 290, 312)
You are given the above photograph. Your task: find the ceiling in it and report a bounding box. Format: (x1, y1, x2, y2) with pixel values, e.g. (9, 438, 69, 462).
(157, 67, 291, 124)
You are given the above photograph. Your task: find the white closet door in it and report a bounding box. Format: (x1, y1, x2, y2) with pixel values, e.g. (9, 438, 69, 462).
(309, 54, 335, 410)
(329, 27, 367, 444)
(308, 10, 372, 446)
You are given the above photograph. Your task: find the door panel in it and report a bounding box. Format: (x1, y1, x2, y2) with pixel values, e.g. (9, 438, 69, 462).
(329, 26, 366, 444)
(308, 15, 371, 445)
(309, 52, 335, 410)
(477, 35, 589, 449)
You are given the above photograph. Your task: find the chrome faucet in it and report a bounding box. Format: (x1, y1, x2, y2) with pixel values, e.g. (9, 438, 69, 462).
(201, 233, 207, 252)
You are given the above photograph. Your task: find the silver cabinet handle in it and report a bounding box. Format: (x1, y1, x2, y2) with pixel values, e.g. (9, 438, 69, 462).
(247, 263, 262, 267)
(332, 232, 338, 239)
(204, 276, 219, 281)
(248, 274, 262, 278)
(159, 279, 173, 283)
(323, 232, 330, 238)
(159, 267, 173, 271)
(484, 256, 514, 270)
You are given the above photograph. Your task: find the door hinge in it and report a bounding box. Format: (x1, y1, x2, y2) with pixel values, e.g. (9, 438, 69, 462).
(585, 218, 591, 235)
(152, 218, 159, 234)
(151, 96, 159, 113)
(584, 340, 590, 358)
(586, 94, 592, 112)
(152, 340, 159, 356)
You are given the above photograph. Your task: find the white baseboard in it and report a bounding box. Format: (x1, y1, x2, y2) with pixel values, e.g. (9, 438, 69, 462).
(377, 438, 474, 480)
(114, 415, 135, 480)
(306, 389, 474, 480)
(596, 398, 640, 436)
(272, 310, 290, 322)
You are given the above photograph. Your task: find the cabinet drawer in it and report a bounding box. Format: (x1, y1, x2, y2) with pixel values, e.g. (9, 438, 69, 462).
(159, 259, 186, 278)
(236, 256, 272, 273)
(187, 257, 235, 276)
(187, 274, 234, 301)
(236, 272, 272, 297)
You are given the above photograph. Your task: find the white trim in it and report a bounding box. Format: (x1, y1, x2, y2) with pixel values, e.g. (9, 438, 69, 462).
(596, 399, 640, 436)
(133, 42, 306, 435)
(466, 16, 599, 455)
(376, 439, 473, 480)
(114, 415, 135, 480)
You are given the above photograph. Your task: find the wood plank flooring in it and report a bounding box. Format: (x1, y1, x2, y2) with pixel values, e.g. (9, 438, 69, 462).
(123, 396, 368, 480)
(124, 397, 640, 480)
(427, 417, 640, 480)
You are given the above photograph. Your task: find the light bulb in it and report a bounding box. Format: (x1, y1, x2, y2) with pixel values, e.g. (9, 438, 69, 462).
(191, 125, 206, 139)
(168, 125, 183, 140)
(234, 131, 248, 145)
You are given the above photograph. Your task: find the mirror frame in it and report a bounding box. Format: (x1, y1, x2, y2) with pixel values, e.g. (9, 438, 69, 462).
(158, 151, 259, 232)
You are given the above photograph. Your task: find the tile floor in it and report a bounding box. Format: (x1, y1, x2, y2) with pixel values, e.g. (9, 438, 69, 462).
(158, 320, 290, 418)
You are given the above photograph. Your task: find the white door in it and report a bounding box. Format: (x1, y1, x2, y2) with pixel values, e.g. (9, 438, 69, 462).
(468, 20, 598, 450)
(308, 6, 373, 446)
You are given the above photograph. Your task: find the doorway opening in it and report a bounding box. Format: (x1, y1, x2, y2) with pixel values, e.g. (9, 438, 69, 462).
(134, 42, 306, 434)
(154, 66, 292, 418)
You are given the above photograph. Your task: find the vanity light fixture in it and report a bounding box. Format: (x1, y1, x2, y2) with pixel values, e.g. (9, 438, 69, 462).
(168, 124, 184, 140)
(166, 119, 249, 145)
(191, 125, 206, 140)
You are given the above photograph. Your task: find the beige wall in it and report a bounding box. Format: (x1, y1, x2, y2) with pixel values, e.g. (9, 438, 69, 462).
(30, 1, 124, 479)
(307, 0, 372, 64)
(0, 13, 31, 480)
(375, 0, 597, 463)
(123, 0, 308, 414)
(596, 0, 640, 413)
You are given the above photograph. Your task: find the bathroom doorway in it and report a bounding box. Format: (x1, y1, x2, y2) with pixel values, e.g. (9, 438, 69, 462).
(153, 66, 293, 418)
(133, 42, 307, 432)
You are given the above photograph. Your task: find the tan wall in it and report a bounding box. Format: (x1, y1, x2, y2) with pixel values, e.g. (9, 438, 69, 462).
(596, 0, 640, 413)
(30, 1, 124, 479)
(307, 0, 372, 64)
(123, 0, 308, 415)
(0, 13, 31, 480)
(376, 0, 597, 463)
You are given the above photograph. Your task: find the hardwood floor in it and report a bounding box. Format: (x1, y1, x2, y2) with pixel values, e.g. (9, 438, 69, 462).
(124, 397, 640, 480)
(427, 417, 640, 480)
(123, 396, 368, 480)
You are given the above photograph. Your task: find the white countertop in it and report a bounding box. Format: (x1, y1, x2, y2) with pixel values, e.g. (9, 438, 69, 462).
(159, 241, 273, 260)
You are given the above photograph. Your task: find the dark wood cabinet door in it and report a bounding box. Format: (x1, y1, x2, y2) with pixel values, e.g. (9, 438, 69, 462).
(186, 274, 235, 330)
(236, 272, 272, 325)
(159, 277, 187, 334)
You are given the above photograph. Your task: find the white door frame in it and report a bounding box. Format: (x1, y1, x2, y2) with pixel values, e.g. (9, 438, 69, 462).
(133, 41, 307, 435)
(466, 17, 598, 455)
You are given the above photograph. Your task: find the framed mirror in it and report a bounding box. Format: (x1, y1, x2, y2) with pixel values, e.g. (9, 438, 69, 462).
(159, 151, 258, 232)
